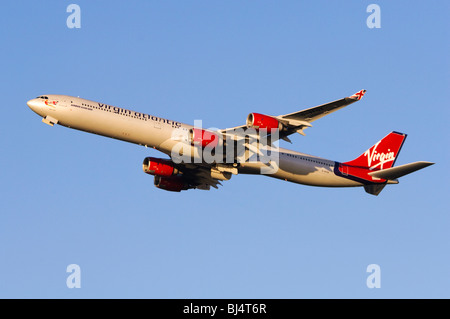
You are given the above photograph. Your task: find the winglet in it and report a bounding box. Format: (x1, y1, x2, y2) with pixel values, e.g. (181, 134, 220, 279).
(349, 89, 367, 101)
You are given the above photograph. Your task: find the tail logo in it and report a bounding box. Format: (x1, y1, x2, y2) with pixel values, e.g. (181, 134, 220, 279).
(365, 142, 395, 170)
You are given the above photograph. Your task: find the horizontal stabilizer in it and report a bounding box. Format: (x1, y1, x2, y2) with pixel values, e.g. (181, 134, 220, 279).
(368, 161, 434, 180)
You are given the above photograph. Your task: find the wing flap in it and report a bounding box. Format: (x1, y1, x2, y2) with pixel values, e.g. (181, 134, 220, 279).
(172, 164, 225, 190)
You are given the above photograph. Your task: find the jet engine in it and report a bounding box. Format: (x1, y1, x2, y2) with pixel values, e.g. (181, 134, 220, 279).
(246, 113, 284, 131)
(189, 128, 220, 148)
(143, 157, 179, 176)
(154, 175, 188, 192)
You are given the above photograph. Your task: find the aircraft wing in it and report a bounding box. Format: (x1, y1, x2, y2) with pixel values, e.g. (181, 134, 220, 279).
(221, 89, 366, 142)
(172, 163, 224, 190)
(279, 89, 366, 124)
(183, 90, 367, 174)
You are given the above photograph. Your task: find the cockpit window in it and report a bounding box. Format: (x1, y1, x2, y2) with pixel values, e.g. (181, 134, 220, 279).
(36, 96, 49, 99)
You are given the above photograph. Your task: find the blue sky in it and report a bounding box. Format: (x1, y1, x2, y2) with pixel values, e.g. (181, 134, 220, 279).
(0, 1, 448, 298)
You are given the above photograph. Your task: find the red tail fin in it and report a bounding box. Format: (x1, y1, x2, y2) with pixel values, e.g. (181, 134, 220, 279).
(344, 131, 407, 170)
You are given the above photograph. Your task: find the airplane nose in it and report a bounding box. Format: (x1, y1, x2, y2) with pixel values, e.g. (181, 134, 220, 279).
(27, 99, 40, 112)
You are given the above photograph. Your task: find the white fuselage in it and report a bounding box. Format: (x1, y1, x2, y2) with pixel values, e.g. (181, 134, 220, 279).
(27, 95, 361, 188)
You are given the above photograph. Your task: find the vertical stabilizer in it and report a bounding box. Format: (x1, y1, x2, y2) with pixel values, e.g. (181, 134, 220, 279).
(344, 131, 407, 170)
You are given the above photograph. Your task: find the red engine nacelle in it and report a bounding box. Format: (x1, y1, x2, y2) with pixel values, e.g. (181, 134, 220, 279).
(154, 175, 188, 192)
(246, 113, 283, 131)
(189, 128, 220, 148)
(143, 157, 179, 176)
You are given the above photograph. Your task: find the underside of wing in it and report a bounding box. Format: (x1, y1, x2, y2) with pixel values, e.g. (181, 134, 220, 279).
(177, 164, 224, 190)
(143, 156, 228, 192)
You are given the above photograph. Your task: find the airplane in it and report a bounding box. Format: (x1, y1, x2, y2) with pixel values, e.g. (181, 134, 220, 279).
(27, 90, 434, 195)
